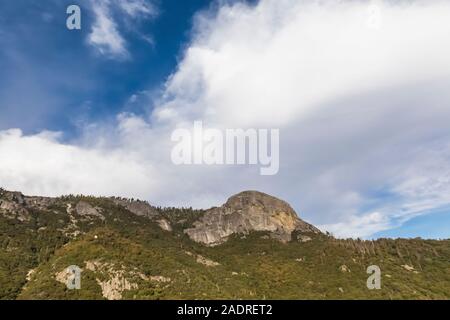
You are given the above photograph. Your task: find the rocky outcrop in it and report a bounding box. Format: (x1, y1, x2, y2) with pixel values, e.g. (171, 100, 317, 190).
(111, 198, 158, 218)
(0, 190, 30, 221)
(157, 218, 172, 232)
(185, 191, 320, 246)
(75, 201, 105, 220)
(196, 255, 220, 267)
(0, 190, 58, 221)
(84, 261, 138, 300)
(84, 260, 172, 299)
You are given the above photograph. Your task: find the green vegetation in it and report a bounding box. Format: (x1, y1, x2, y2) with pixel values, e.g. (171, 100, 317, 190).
(0, 191, 449, 300)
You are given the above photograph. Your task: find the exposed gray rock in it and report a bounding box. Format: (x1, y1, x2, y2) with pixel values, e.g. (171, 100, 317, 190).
(0, 190, 25, 204)
(0, 190, 30, 221)
(196, 255, 220, 267)
(185, 191, 320, 246)
(157, 218, 172, 232)
(26, 196, 56, 210)
(339, 265, 350, 273)
(75, 201, 105, 220)
(112, 198, 158, 218)
(297, 235, 312, 242)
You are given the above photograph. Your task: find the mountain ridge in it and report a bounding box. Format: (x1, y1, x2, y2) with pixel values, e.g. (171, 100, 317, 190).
(0, 188, 321, 245)
(0, 187, 449, 300)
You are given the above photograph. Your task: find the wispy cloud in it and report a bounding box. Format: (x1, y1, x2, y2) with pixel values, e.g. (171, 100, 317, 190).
(88, 1, 128, 58)
(118, 0, 157, 18)
(87, 0, 157, 59)
(319, 212, 392, 239)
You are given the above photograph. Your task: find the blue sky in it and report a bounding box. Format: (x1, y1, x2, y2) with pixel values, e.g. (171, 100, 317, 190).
(1, 0, 450, 239)
(0, 0, 215, 135)
(374, 208, 450, 240)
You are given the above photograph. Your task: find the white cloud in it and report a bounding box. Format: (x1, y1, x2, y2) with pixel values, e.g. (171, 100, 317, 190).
(0, 128, 158, 199)
(87, 0, 157, 58)
(118, 0, 157, 18)
(2, 0, 450, 238)
(88, 0, 128, 58)
(155, 0, 450, 127)
(319, 211, 391, 239)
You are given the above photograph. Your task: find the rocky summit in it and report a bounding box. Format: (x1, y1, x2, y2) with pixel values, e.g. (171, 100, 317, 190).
(185, 191, 321, 245)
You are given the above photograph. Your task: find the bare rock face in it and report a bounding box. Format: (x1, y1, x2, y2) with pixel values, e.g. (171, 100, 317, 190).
(185, 191, 320, 246)
(25, 196, 56, 210)
(0, 190, 30, 221)
(111, 198, 158, 218)
(157, 218, 172, 232)
(75, 201, 105, 221)
(0, 189, 57, 219)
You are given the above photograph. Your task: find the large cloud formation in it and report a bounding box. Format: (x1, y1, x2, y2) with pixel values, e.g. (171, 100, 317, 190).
(2, 0, 450, 238)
